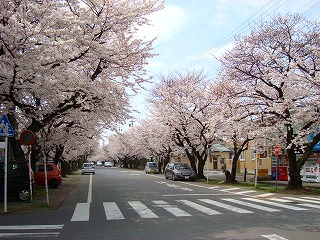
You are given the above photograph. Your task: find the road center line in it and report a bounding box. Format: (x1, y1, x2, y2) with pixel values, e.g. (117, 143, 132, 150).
(87, 174, 92, 203)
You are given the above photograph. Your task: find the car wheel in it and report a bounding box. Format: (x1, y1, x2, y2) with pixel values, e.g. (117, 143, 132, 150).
(172, 173, 176, 181)
(49, 179, 59, 189)
(165, 172, 168, 179)
(19, 189, 30, 201)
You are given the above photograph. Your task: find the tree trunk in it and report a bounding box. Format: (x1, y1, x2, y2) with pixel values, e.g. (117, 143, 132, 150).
(229, 155, 238, 183)
(185, 149, 196, 171)
(197, 159, 205, 179)
(61, 160, 68, 177)
(53, 145, 64, 165)
(287, 147, 303, 189)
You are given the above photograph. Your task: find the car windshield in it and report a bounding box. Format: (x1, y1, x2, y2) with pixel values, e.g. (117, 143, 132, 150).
(149, 163, 157, 167)
(175, 164, 190, 170)
(83, 163, 92, 168)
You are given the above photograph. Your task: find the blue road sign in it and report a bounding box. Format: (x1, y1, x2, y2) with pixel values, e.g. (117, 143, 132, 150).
(0, 114, 14, 137)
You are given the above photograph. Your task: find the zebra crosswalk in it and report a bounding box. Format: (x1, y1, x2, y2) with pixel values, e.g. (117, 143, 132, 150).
(70, 196, 320, 222)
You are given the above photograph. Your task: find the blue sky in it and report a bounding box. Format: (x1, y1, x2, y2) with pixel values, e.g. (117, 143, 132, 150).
(127, 0, 320, 128)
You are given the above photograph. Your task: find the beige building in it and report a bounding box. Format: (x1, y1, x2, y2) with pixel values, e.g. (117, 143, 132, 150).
(170, 141, 273, 177)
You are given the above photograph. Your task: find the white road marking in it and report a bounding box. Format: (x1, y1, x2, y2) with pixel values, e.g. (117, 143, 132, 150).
(103, 202, 125, 220)
(177, 200, 222, 215)
(220, 187, 241, 192)
(222, 199, 281, 212)
(234, 190, 257, 195)
(199, 199, 253, 213)
(128, 201, 159, 218)
(267, 198, 293, 203)
(254, 193, 275, 198)
(87, 174, 93, 203)
(301, 197, 320, 201)
(297, 203, 320, 209)
(261, 234, 288, 239)
(283, 197, 320, 204)
(180, 182, 219, 189)
(163, 193, 230, 197)
(0, 232, 60, 238)
(242, 198, 308, 211)
(0, 225, 63, 230)
(71, 203, 90, 221)
(153, 200, 191, 217)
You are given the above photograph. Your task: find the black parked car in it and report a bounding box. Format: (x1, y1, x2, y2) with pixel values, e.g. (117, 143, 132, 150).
(164, 162, 197, 181)
(0, 160, 34, 201)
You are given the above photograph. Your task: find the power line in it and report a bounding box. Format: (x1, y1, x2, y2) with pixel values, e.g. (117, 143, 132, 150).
(182, 0, 286, 71)
(180, 0, 319, 73)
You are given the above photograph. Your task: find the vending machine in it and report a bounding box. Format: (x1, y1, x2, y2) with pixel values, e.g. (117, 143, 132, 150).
(271, 155, 288, 181)
(299, 153, 320, 183)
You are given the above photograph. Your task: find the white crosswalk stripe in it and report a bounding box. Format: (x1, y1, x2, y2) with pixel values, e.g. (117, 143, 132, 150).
(266, 198, 293, 203)
(222, 198, 281, 212)
(128, 201, 159, 218)
(283, 197, 320, 204)
(103, 202, 124, 220)
(153, 200, 191, 217)
(69, 197, 319, 222)
(301, 197, 320, 201)
(0, 225, 63, 238)
(199, 199, 253, 213)
(297, 203, 320, 209)
(261, 233, 288, 240)
(71, 203, 90, 222)
(176, 200, 222, 215)
(242, 198, 308, 211)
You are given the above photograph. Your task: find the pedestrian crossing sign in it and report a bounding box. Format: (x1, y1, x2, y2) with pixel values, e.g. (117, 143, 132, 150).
(0, 114, 14, 137)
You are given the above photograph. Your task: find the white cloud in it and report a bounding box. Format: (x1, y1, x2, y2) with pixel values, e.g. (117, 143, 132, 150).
(137, 4, 188, 42)
(146, 60, 165, 70)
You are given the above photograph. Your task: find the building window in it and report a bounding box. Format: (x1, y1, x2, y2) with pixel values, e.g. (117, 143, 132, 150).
(240, 151, 246, 161)
(251, 150, 256, 160)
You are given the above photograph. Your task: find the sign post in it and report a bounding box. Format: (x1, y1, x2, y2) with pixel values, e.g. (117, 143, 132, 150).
(274, 145, 282, 189)
(19, 130, 35, 201)
(206, 145, 211, 184)
(0, 114, 15, 213)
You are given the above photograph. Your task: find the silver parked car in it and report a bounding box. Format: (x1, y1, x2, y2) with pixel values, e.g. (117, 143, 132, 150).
(82, 163, 95, 175)
(145, 162, 159, 174)
(164, 162, 197, 181)
(104, 161, 113, 167)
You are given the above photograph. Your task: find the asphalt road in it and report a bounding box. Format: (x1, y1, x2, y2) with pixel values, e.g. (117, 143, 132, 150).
(1, 167, 320, 240)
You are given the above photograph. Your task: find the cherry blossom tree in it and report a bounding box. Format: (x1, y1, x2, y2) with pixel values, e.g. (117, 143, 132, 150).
(0, 0, 164, 166)
(219, 14, 320, 189)
(133, 118, 174, 171)
(149, 71, 219, 178)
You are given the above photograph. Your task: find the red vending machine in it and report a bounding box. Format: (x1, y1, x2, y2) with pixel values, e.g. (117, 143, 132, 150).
(271, 155, 288, 181)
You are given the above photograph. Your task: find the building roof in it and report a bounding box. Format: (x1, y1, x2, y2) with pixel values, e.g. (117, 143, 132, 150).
(210, 144, 231, 152)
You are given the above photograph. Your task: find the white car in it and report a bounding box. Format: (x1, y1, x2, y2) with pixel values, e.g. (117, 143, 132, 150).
(96, 161, 103, 166)
(82, 163, 95, 175)
(104, 161, 113, 167)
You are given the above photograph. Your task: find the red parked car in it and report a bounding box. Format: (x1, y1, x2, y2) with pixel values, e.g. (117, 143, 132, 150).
(35, 162, 62, 189)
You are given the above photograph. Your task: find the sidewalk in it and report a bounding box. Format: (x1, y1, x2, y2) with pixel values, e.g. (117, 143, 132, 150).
(205, 170, 320, 188)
